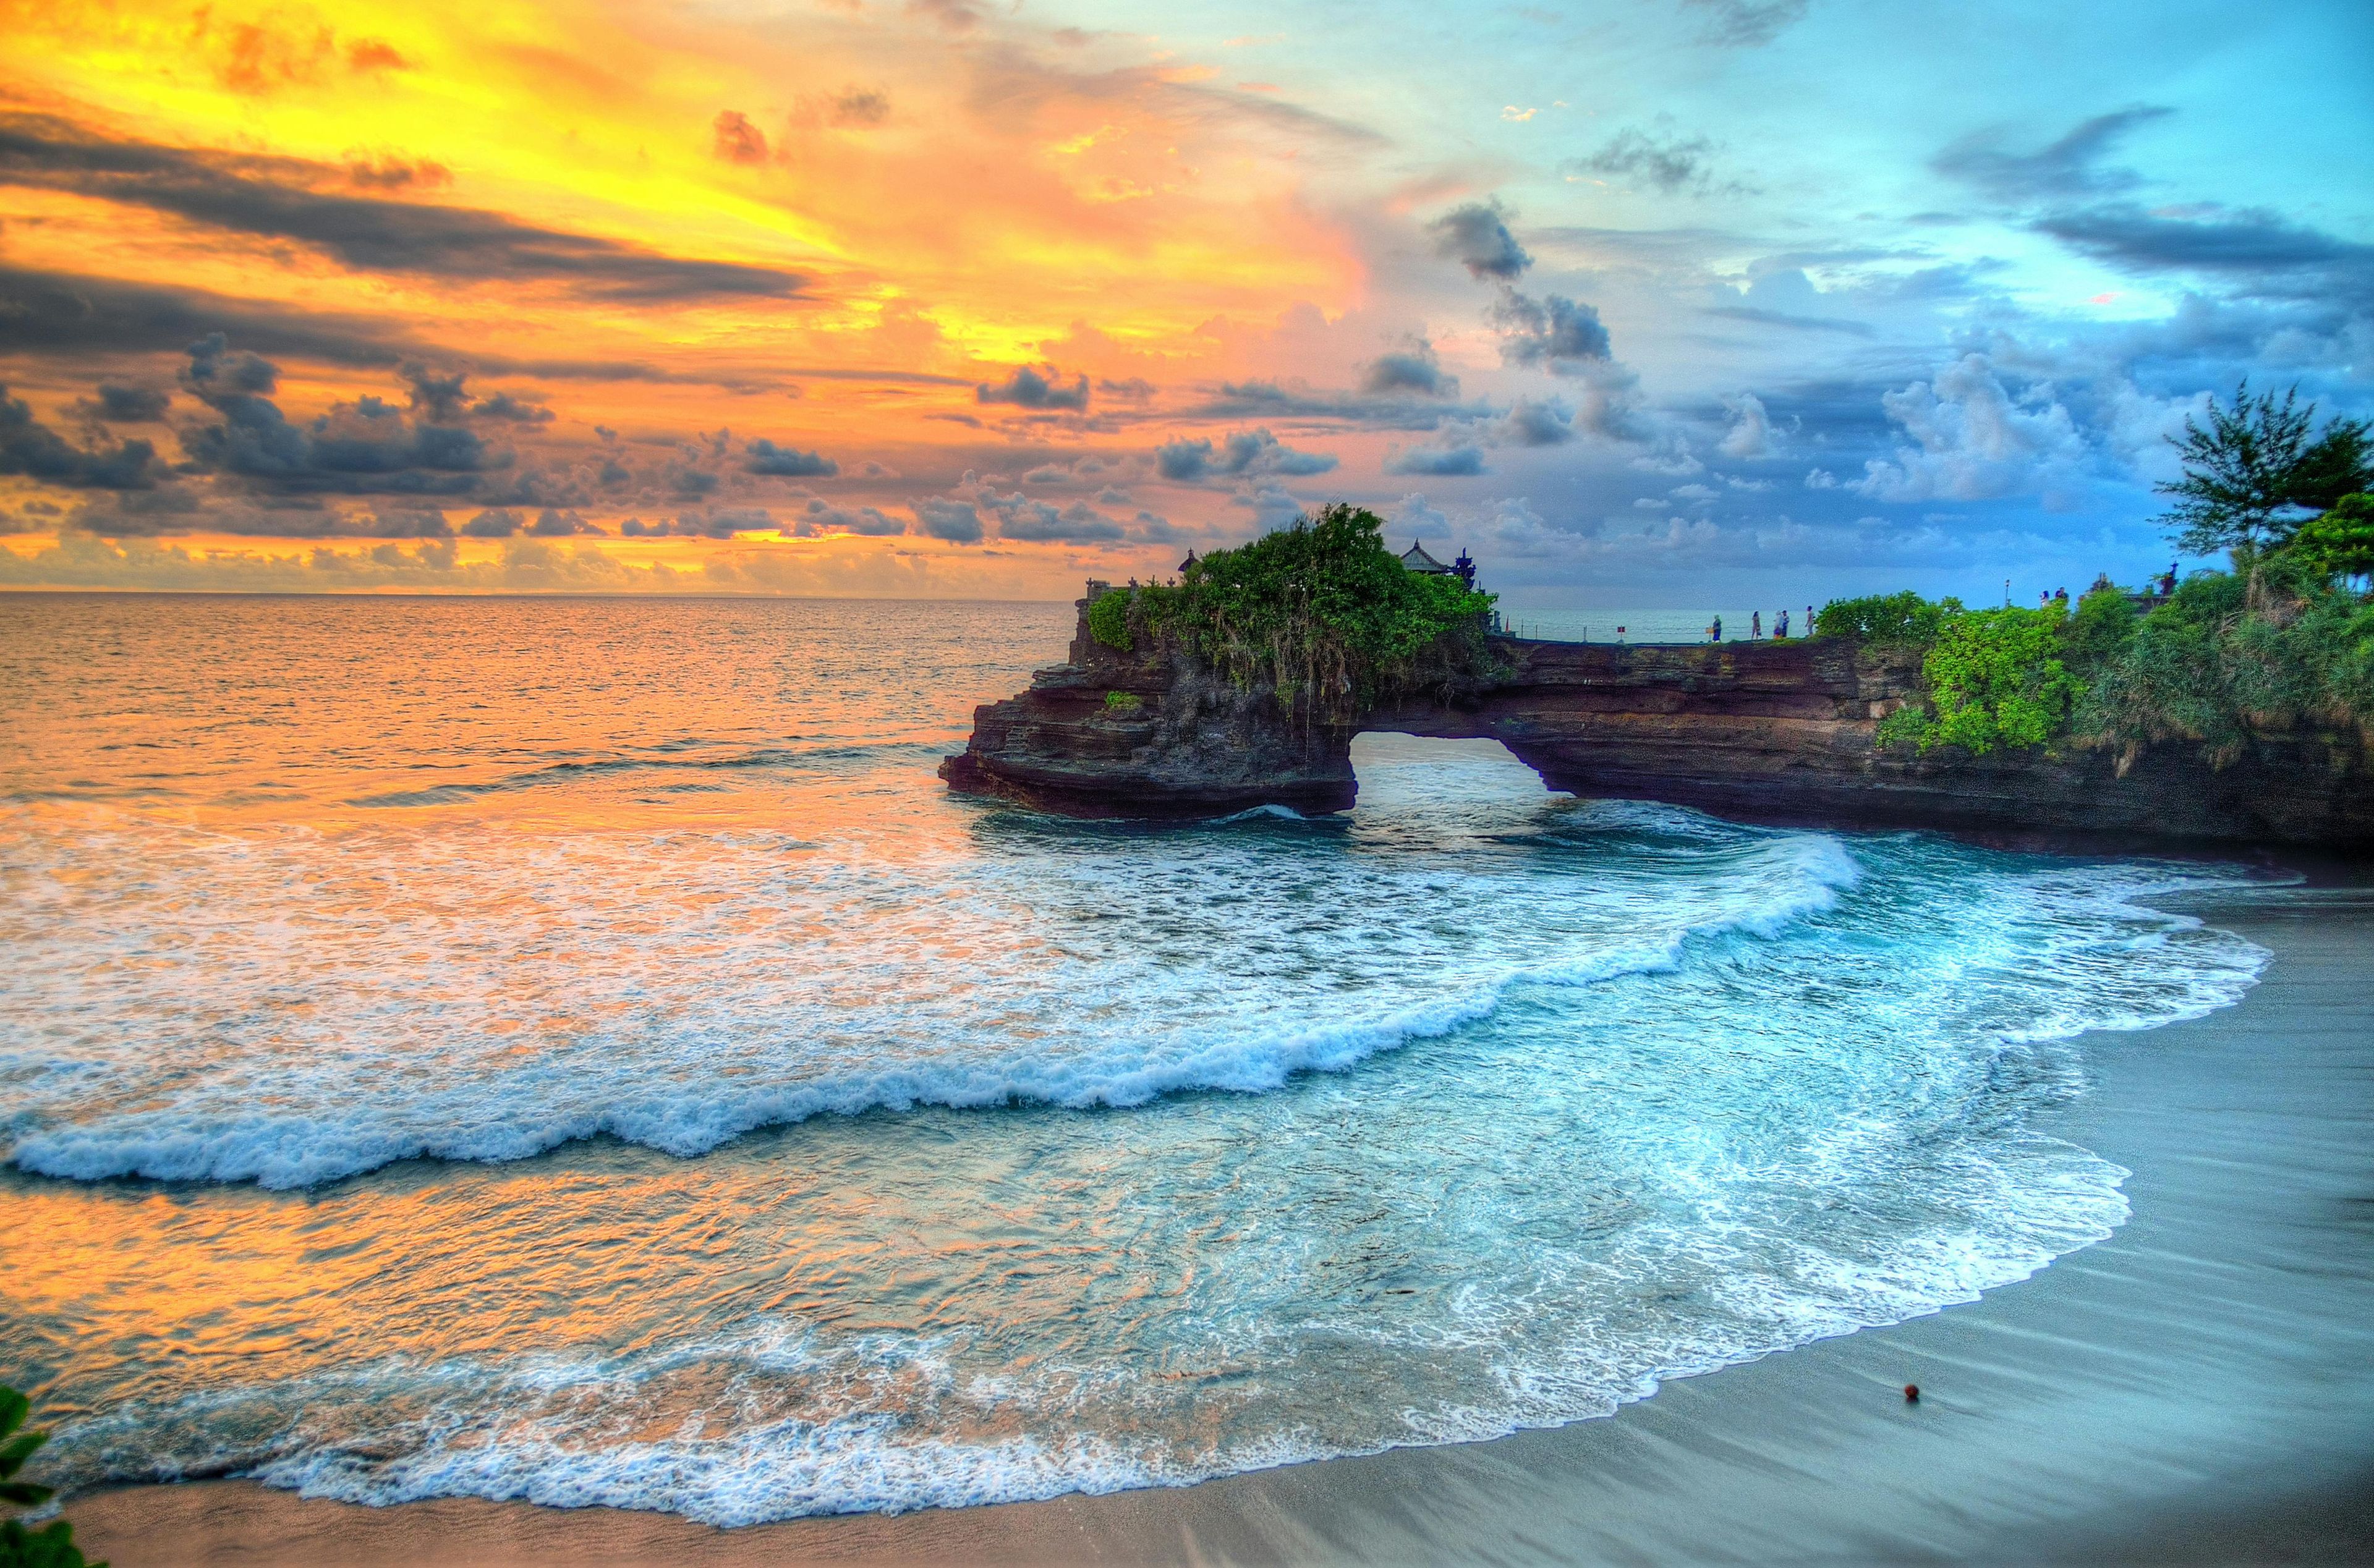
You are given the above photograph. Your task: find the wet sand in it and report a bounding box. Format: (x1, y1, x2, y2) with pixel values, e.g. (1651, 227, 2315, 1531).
(71, 885, 2374, 1564)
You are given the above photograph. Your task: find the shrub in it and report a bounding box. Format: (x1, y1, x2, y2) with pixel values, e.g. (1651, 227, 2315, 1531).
(1087, 588, 1133, 651)
(1919, 608, 2086, 754)
(2290, 494, 2374, 585)
(1813, 590, 1956, 645)
(2078, 566, 2374, 766)
(2063, 585, 2138, 663)
(1874, 702, 1930, 751)
(1102, 690, 1142, 711)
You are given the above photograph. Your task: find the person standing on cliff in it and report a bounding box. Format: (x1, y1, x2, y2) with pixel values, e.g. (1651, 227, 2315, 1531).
(1709, 615, 1723, 643)
(1752, 611, 1762, 638)
(1776, 608, 1790, 638)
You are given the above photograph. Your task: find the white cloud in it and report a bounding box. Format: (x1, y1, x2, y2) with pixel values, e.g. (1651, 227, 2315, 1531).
(1716, 391, 1779, 459)
(2101, 381, 2214, 486)
(1391, 491, 1452, 536)
(1852, 354, 2091, 507)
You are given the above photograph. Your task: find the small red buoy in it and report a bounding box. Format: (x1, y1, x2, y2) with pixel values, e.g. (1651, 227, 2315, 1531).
(1904, 1384, 1920, 1402)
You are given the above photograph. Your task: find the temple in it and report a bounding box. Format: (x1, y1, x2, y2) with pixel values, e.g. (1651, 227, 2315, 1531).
(1398, 540, 1479, 588)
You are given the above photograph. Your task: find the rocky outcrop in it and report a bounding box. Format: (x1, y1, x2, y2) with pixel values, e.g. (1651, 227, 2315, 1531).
(939, 587, 2374, 846)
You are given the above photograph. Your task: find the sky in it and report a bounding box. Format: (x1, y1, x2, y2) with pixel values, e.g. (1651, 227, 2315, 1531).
(1, 0, 2368, 606)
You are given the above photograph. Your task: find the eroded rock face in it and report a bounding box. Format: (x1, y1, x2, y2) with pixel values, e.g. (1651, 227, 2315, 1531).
(938, 590, 2374, 846)
(937, 595, 1359, 817)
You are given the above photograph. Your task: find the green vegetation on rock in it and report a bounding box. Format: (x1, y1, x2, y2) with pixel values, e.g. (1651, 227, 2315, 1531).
(2083, 554, 2374, 768)
(1089, 504, 1498, 713)
(1087, 588, 1133, 652)
(1918, 608, 2087, 755)
(1843, 564, 2374, 763)
(1837, 383, 2374, 764)
(1102, 690, 1142, 711)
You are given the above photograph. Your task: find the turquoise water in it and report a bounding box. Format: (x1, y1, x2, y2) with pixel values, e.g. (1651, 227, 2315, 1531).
(0, 594, 2265, 1523)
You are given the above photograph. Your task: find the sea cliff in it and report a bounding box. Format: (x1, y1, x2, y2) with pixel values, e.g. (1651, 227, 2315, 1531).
(940, 585, 2374, 847)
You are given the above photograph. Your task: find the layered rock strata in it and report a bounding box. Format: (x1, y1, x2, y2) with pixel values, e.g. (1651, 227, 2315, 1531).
(938, 588, 2374, 846)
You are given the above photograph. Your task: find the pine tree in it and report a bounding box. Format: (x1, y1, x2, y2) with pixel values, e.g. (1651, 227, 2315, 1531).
(2158, 382, 2373, 556)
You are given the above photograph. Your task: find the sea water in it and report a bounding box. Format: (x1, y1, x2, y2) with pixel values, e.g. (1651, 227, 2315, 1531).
(0, 593, 2268, 1523)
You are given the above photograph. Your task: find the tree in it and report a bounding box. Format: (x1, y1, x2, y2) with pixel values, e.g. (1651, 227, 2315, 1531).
(2291, 494, 2374, 587)
(2158, 382, 2373, 557)
(2290, 425, 2374, 514)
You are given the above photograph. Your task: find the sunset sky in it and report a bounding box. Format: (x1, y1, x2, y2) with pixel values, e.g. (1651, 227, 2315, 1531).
(2, 0, 2367, 604)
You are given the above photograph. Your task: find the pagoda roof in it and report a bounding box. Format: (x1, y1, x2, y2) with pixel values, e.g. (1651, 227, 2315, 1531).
(1398, 540, 1455, 574)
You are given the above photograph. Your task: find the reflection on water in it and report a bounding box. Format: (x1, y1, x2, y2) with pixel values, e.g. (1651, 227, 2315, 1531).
(0, 593, 2267, 1524)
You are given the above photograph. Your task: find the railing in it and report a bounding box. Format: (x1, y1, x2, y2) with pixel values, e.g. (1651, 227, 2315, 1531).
(1489, 611, 1810, 647)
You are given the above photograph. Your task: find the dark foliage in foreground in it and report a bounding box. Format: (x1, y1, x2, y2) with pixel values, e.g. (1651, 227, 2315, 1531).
(1, 1389, 101, 1568)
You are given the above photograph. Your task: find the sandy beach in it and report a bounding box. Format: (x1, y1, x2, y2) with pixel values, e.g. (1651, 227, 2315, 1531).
(67, 880, 2374, 1566)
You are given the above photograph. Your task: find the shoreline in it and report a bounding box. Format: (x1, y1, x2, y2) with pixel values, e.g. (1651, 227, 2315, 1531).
(69, 883, 2374, 1564)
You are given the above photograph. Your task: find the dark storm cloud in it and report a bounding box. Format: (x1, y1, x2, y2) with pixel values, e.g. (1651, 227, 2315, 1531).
(0, 385, 170, 489)
(977, 365, 1091, 410)
(2033, 206, 2374, 296)
(461, 507, 521, 536)
(0, 266, 738, 386)
(401, 363, 469, 421)
(1567, 129, 1737, 196)
(1501, 397, 1575, 447)
(1185, 381, 1492, 432)
(469, 391, 555, 424)
(529, 507, 597, 536)
(1427, 200, 1533, 281)
(1933, 106, 2174, 204)
(996, 499, 1126, 543)
(1703, 305, 1875, 337)
(618, 509, 769, 538)
(1384, 444, 1486, 477)
(1680, 0, 1808, 46)
(1489, 289, 1614, 369)
(1154, 428, 1337, 482)
(744, 439, 840, 477)
(801, 498, 905, 535)
(830, 90, 891, 127)
(367, 509, 452, 536)
(177, 333, 493, 495)
(0, 113, 807, 301)
(62, 493, 474, 540)
(915, 496, 984, 542)
(91, 384, 172, 422)
(1360, 341, 1458, 397)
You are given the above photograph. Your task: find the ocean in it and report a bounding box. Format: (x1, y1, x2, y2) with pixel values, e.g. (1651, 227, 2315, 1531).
(0, 592, 2268, 1525)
